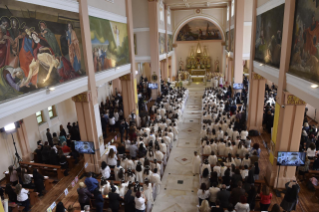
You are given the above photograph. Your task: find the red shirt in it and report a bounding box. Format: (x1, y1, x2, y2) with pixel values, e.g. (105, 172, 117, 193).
(260, 192, 272, 204)
(62, 145, 71, 153)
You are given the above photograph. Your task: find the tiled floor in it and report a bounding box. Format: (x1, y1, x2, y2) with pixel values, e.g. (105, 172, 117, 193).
(152, 84, 205, 212)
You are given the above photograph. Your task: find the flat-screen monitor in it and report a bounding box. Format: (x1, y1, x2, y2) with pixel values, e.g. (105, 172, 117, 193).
(74, 141, 95, 154)
(233, 83, 244, 90)
(277, 152, 306, 166)
(148, 83, 158, 89)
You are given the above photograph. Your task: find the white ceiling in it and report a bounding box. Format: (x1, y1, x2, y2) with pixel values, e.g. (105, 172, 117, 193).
(164, 0, 228, 9)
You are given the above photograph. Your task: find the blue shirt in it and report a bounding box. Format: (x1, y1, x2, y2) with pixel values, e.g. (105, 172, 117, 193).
(84, 177, 99, 192)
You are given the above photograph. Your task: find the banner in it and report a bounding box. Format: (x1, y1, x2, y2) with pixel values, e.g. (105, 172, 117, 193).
(272, 103, 281, 144)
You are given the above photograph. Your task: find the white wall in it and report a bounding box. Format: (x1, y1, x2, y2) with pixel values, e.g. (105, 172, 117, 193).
(132, 0, 149, 28)
(172, 8, 227, 33)
(257, 0, 271, 8)
(0, 132, 22, 178)
(23, 98, 78, 157)
(244, 0, 253, 22)
(88, 0, 126, 17)
(97, 84, 114, 104)
(135, 31, 151, 57)
(307, 104, 319, 123)
(243, 25, 252, 55)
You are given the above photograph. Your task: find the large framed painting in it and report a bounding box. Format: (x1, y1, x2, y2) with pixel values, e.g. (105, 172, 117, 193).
(89, 16, 129, 72)
(226, 31, 229, 51)
(0, 1, 86, 103)
(254, 4, 285, 68)
(159, 33, 165, 55)
(167, 34, 173, 53)
(289, 0, 319, 83)
(176, 19, 222, 41)
(230, 29, 234, 52)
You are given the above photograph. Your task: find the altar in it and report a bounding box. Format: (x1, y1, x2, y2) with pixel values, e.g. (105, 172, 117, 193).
(188, 69, 207, 82)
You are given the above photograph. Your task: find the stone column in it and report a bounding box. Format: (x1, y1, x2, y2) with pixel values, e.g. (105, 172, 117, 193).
(112, 78, 122, 95)
(233, 0, 245, 83)
(77, 0, 103, 172)
(72, 92, 102, 173)
(247, 73, 265, 132)
(120, 74, 137, 119)
(148, 0, 161, 93)
(263, 0, 302, 188)
(16, 121, 31, 161)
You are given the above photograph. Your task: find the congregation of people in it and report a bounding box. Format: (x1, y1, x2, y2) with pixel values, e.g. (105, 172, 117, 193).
(194, 81, 300, 212)
(76, 83, 189, 212)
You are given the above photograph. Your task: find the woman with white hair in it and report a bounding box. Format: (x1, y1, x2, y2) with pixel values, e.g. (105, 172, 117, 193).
(197, 199, 211, 212)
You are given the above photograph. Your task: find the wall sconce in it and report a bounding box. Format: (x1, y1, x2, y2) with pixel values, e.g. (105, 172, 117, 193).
(259, 63, 264, 67)
(46, 86, 55, 94)
(311, 84, 318, 89)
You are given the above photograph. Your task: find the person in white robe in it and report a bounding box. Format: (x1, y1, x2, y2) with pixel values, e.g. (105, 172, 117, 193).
(150, 168, 161, 200)
(192, 151, 201, 175)
(135, 162, 144, 183)
(143, 178, 154, 212)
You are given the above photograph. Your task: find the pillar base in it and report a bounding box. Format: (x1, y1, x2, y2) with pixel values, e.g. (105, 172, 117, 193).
(265, 161, 296, 188)
(247, 125, 263, 134)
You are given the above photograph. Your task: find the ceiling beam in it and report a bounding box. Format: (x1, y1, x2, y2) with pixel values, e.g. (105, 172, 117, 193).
(170, 5, 227, 11)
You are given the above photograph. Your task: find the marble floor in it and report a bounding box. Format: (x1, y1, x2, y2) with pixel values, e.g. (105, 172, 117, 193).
(152, 84, 205, 212)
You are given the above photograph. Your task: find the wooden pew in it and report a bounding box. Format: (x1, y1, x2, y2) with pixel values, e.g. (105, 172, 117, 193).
(8, 203, 24, 212)
(33, 152, 75, 169)
(19, 161, 64, 179)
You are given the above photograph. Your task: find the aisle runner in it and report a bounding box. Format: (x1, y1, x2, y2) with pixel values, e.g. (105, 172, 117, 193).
(152, 84, 205, 212)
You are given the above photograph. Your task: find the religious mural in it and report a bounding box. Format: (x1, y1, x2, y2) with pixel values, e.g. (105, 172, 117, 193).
(89, 16, 129, 72)
(230, 29, 234, 52)
(226, 31, 229, 51)
(167, 34, 173, 53)
(254, 4, 285, 68)
(159, 33, 165, 55)
(289, 0, 319, 83)
(0, 2, 85, 102)
(176, 19, 222, 41)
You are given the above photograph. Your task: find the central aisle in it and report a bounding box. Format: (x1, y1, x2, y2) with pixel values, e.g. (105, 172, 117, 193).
(152, 84, 205, 212)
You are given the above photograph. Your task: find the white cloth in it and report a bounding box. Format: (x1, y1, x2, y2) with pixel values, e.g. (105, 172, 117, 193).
(17, 188, 28, 201)
(234, 203, 250, 212)
(209, 187, 220, 202)
(192, 155, 201, 174)
(100, 166, 111, 179)
(106, 155, 118, 166)
(197, 189, 210, 200)
(135, 197, 146, 210)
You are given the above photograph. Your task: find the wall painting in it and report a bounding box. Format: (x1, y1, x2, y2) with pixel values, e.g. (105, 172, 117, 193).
(176, 19, 222, 41)
(0, 1, 86, 103)
(289, 0, 319, 83)
(89, 16, 129, 73)
(254, 4, 285, 68)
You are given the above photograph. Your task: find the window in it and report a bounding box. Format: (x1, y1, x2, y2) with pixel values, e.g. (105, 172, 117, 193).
(227, 7, 229, 21)
(168, 14, 171, 25)
(231, 0, 235, 17)
(48, 106, 57, 119)
(160, 8, 164, 21)
(36, 111, 44, 125)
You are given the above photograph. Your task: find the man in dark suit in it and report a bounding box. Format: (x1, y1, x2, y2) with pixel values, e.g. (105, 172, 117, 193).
(216, 184, 231, 208)
(124, 185, 135, 212)
(108, 187, 123, 212)
(229, 181, 245, 206)
(46, 128, 53, 147)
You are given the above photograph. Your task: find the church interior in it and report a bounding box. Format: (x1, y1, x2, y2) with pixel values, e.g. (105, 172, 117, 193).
(0, 0, 319, 212)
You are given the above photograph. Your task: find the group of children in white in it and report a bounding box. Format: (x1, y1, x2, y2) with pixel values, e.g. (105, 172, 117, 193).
(192, 87, 261, 209)
(100, 86, 189, 212)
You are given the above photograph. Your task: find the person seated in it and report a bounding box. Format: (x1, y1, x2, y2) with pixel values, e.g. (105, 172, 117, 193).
(61, 142, 71, 153)
(15, 184, 30, 211)
(100, 161, 111, 179)
(34, 145, 43, 163)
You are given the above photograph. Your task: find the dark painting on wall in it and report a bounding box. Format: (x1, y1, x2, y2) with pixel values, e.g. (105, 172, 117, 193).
(0, 2, 86, 103)
(159, 33, 165, 55)
(176, 19, 222, 41)
(89, 16, 129, 73)
(230, 29, 234, 52)
(289, 0, 319, 83)
(167, 34, 173, 52)
(226, 31, 229, 51)
(254, 4, 285, 68)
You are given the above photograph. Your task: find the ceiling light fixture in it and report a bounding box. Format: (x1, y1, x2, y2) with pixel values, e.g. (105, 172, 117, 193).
(311, 84, 318, 88)
(49, 87, 55, 91)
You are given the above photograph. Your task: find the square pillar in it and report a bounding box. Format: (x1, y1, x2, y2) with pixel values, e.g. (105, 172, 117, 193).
(16, 121, 31, 161)
(247, 73, 265, 132)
